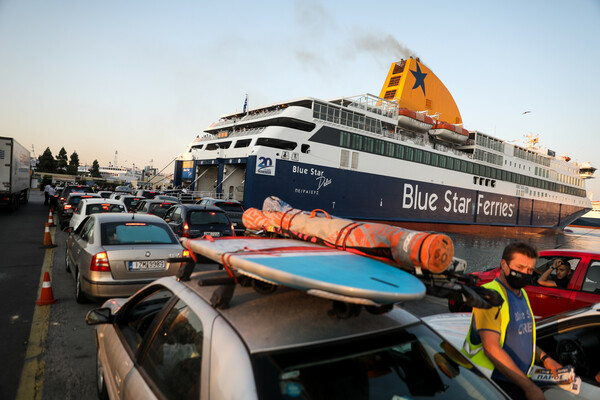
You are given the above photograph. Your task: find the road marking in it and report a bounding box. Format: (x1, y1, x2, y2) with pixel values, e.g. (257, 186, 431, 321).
(16, 227, 55, 400)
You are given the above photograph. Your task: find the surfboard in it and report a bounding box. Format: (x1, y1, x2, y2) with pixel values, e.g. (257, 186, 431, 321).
(181, 237, 426, 306)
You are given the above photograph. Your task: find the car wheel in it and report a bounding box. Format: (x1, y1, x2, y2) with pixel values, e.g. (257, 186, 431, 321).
(75, 269, 88, 304)
(65, 245, 71, 273)
(96, 347, 109, 400)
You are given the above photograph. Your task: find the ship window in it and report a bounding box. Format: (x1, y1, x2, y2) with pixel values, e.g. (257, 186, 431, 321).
(341, 110, 351, 126)
(439, 155, 446, 168)
(255, 138, 297, 151)
(363, 137, 374, 153)
(234, 139, 251, 148)
(340, 132, 351, 148)
(351, 134, 362, 150)
(405, 147, 414, 161)
(301, 144, 310, 154)
(423, 151, 431, 165)
(205, 141, 232, 150)
(396, 144, 404, 159)
(353, 114, 365, 130)
(455, 159, 462, 172)
(386, 142, 395, 157)
(446, 157, 453, 170)
(431, 153, 439, 166)
(375, 140, 385, 155)
(414, 149, 423, 163)
(192, 144, 204, 150)
(466, 162, 473, 174)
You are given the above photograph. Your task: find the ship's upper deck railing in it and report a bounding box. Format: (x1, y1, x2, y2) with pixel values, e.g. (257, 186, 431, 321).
(343, 93, 399, 119)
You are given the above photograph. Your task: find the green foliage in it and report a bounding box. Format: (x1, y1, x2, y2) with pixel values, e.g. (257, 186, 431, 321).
(91, 160, 101, 178)
(56, 147, 68, 173)
(37, 147, 57, 173)
(67, 151, 80, 175)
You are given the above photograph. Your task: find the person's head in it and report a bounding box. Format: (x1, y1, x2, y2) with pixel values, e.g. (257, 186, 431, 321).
(500, 242, 538, 290)
(555, 260, 571, 280)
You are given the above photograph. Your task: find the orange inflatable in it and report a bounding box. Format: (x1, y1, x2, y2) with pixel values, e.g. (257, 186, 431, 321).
(242, 197, 454, 273)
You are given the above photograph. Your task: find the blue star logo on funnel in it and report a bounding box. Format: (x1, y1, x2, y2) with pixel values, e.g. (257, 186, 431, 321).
(410, 62, 427, 96)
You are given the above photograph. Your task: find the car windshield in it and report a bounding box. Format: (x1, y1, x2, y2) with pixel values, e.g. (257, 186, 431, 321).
(101, 222, 178, 245)
(189, 210, 230, 225)
(148, 203, 174, 217)
(252, 324, 505, 399)
(122, 198, 141, 209)
(214, 202, 244, 213)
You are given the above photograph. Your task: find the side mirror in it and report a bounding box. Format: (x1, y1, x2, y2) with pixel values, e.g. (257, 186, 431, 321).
(85, 307, 115, 325)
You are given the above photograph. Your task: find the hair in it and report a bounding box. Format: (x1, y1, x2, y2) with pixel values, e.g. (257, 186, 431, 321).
(501, 242, 538, 263)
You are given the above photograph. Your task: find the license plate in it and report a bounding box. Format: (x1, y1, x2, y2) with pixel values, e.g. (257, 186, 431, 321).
(129, 260, 166, 271)
(204, 232, 221, 237)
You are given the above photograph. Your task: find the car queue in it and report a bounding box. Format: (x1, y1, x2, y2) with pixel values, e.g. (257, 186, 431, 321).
(43, 185, 600, 399)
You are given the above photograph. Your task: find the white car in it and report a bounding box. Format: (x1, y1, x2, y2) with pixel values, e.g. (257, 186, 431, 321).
(422, 303, 600, 400)
(69, 198, 126, 231)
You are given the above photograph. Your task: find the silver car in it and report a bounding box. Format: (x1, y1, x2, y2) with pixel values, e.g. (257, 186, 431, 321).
(65, 213, 189, 303)
(86, 271, 509, 399)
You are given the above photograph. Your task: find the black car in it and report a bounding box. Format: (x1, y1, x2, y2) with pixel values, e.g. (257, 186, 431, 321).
(56, 184, 95, 212)
(163, 204, 234, 238)
(58, 192, 102, 229)
(134, 199, 178, 218)
(196, 197, 245, 235)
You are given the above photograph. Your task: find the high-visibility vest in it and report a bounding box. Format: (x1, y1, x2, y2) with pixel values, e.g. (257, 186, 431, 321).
(461, 280, 536, 378)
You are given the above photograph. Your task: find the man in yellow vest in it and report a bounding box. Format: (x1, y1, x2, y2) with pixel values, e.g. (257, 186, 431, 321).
(462, 242, 562, 400)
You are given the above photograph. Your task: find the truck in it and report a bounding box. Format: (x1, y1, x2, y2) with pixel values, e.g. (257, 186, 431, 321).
(0, 137, 31, 211)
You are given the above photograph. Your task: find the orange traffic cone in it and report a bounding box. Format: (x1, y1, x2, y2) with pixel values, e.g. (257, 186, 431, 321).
(36, 272, 58, 305)
(47, 209, 56, 227)
(42, 225, 57, 248)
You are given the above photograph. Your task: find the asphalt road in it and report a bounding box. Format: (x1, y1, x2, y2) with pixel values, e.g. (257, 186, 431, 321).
(0, 190, 448, 400)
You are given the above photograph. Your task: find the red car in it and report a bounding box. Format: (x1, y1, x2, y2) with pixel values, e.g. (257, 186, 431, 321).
(449, 249, 600, 319)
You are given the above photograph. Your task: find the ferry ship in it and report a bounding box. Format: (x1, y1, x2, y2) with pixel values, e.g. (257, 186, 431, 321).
(570, 199, 600, 229)
(174, 59, 594, 234)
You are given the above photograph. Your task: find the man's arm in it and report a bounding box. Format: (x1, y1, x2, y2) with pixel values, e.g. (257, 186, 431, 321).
(538, 261, 558, 287)
(480, 330, 544, 400)
(535, 346, 561, 377)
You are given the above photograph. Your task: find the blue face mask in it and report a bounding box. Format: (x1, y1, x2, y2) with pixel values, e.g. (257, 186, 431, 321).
(506, 268, 532, 289)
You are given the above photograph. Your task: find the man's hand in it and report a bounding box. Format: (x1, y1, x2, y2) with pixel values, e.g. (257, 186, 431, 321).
(542, 356, 562, 378)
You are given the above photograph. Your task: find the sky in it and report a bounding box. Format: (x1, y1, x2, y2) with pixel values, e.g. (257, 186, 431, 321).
(1, 0, 599, 194)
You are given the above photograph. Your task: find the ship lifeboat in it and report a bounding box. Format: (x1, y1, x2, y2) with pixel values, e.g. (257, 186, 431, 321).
(397, 108, 434, 132)
(429, 121, 469, 144)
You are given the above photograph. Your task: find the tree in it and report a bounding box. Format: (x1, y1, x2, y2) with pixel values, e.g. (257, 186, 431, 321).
(66, 151, 80, 175)
(91, 160, 101, 178)
(37, 147, 57, 173)
(56, 147, 68, 173)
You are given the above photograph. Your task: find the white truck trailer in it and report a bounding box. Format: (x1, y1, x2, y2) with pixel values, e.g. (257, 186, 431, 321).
(0, 137, 31, 211)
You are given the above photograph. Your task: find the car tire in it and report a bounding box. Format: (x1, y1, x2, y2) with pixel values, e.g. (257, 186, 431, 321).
(75, 269, 88, 304)
(96, 347, 109, 400)
(65, 245, 71, 273)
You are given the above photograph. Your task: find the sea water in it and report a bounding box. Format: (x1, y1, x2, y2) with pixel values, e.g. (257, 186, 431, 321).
(446, 227, 600, 273)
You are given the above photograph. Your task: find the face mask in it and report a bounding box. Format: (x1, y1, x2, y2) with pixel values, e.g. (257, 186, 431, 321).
(505, 268, 532, 289)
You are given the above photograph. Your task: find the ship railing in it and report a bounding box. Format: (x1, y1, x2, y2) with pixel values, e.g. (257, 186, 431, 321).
(191, 127, 266, 146)
(178, 191, 235, 203)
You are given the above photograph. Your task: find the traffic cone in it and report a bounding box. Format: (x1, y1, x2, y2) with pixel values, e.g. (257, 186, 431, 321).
(36, 272, 58, 305)
(47, 209, 56, 227)
(42, 225, 57, 248)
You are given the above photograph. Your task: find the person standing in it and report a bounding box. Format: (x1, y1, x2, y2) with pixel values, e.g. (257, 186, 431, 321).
(44, 182, 51, 205)
(47, 183, 57, 210)
(462, 242, 562, 400)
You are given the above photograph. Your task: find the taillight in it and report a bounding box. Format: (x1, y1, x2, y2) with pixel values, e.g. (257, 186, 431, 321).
(182, 222, 190, 237)
(91, 252, 110, 272)
(64, 204, 72, 210)
(183, 250, 190, 258)
(231, 224, 236, 236)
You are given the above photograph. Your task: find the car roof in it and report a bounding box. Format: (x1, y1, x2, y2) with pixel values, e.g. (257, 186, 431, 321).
(91, 213, 166, 223)
(181, 204, 226, 212)
(81, 198, 124, 205)
(539, 248, 600, 256)
(67, 192, 101, 199)
(178, 274, 420, 353)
